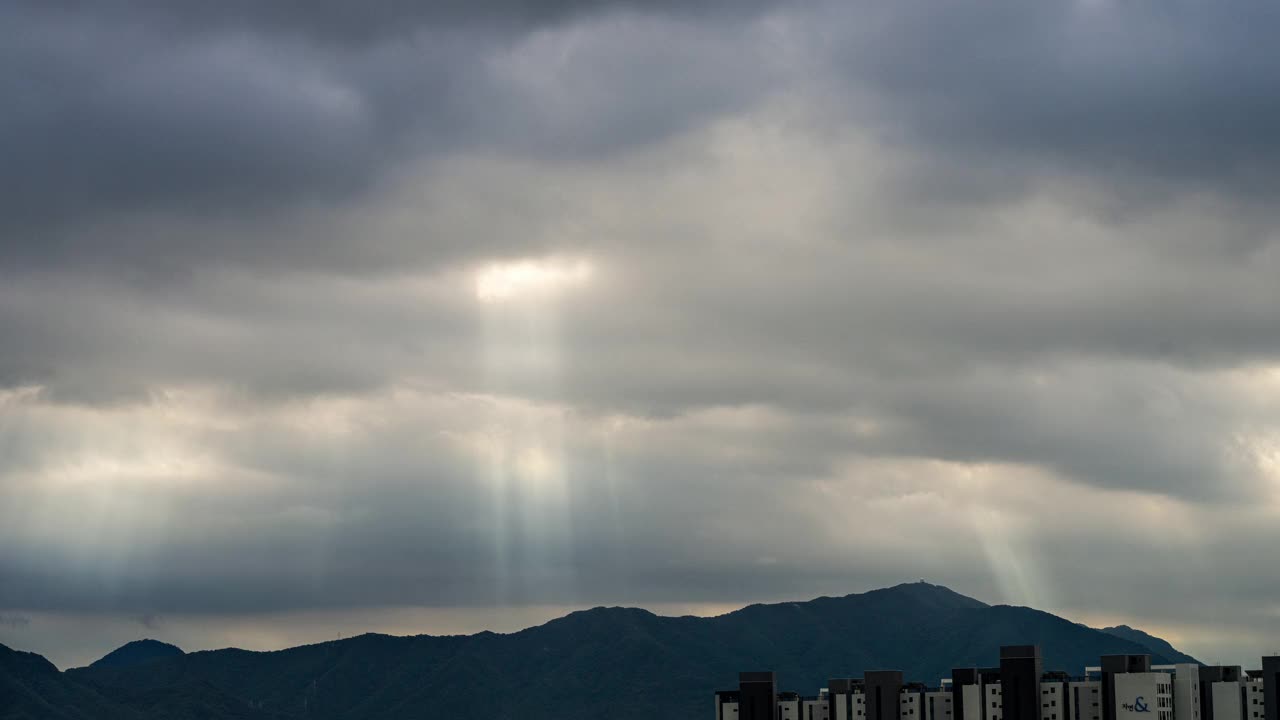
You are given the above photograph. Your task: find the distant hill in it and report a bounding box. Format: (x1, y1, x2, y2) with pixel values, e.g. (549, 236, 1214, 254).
(1101, 625, 1200, 664)
(89, 639, 185, 670)
(5, 582, 1199, 719)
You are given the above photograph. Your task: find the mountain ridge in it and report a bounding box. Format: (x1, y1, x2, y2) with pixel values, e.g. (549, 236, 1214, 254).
(88, 639, 185, 670)
(6, 582, 1199, 719)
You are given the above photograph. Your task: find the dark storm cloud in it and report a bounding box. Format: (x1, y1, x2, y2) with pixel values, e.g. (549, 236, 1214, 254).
(7, 0, 1280, 269)
(0, 0, 776, 273)
(23, 0, 778, 45)
(830, 0, 1280, 202)
(0, 6, 457, 258)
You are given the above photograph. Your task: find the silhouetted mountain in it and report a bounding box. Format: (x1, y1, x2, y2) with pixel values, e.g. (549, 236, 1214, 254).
(6, 582, 1198, 719)
(1, 642, 136, 720)
(89, 640, 185, 670)
(1101, 625, 1200, 664)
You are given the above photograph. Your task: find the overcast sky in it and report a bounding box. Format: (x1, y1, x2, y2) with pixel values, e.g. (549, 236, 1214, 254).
(4, 0, 1280, 670)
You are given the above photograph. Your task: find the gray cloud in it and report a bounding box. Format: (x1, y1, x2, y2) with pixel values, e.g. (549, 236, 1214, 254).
(826, 1, 1280, 203)
(24, 0, 778, 45)
(4, 0, 1280, 675)
(0, 1, 778, 275)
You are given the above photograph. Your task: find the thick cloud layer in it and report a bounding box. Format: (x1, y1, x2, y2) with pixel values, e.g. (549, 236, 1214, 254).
(4, 0, 1280, 670)
(1, 1, 776, 269)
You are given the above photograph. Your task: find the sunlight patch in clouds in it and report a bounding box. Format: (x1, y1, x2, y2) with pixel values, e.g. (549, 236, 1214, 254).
(475, 258, 592, 303)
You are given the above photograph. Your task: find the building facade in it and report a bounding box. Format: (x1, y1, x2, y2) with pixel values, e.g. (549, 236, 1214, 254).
(716, 647, 1279, 720)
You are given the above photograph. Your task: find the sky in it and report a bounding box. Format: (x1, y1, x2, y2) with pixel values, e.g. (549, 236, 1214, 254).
(3, 0, 1280, 671)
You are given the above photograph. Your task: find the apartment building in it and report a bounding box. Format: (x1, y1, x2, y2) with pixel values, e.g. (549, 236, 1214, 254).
(717, 646, 1279, 720)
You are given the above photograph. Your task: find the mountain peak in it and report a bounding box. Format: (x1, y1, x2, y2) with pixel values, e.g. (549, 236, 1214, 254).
(548, 605, 658, 628)
(89, 638, 185, 669)
(860, 581, 991, 609)
(564, 605, 657, 620)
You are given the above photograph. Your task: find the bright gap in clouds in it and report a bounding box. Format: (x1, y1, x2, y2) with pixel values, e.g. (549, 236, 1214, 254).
(475, 258, 593, 303)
